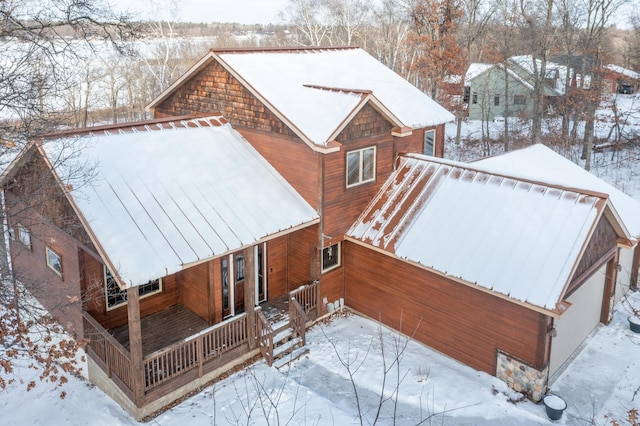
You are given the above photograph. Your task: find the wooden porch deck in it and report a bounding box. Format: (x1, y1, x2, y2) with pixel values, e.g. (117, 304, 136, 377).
(110, 305, 210, 356)
(260, 294, 289, 325)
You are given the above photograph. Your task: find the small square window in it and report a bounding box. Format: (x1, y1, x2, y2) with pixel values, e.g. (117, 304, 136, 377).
(322, 243, 341, 273)
(46, 247, 62, 276)
(18, 224, 31, 248)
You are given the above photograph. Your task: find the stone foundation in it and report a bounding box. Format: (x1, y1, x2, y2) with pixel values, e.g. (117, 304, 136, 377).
(496, 350, 548, 402)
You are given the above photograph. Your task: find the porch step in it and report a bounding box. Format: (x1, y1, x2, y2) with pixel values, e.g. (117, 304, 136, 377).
(273, 326, 295, 345)
(273, 344, 309, 370)
(273, 335, 303, 360)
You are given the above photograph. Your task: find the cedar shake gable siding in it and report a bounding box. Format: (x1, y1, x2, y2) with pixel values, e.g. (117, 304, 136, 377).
(154, 61, 297, 139)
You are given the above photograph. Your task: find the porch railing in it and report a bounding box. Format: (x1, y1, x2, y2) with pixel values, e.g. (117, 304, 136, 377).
(290, 280, 319, 321)
(82, 312, 134, 396)
(143, 313, 248, 392)
(289, 297, 308, 346)
(256, 309, 274, 366)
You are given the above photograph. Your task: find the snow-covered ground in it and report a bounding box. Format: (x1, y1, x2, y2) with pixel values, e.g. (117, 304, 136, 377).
(3, 290, 640, 425)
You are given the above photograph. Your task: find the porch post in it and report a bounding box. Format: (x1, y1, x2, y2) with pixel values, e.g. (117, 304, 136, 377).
(127, 287, 145, 406)
(244, 246, 256, 349)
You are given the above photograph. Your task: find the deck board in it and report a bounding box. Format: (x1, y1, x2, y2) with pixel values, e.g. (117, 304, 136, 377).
(110, 305, 209, 355)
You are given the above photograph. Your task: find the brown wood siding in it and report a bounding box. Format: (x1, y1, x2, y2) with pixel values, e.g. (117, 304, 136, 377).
(155, 61, 297, 138)
(336, 103, 392, 141)
(81, 250, 180, 330)
(267, 237, 288, 299)
(288, 224, 319, 287)
(6, 147, 95, 251)
(323, 134, 394, 239)
(394, 132, 423, 156)
(178, 262, 210, 323)
(6, 191, 84, 337)
(345, 241, 546, 374)
(319, 264, 344, 316)
(573, 215, 618, 281)
(396, 125, 445, 158)
(236, 127, 320, 209)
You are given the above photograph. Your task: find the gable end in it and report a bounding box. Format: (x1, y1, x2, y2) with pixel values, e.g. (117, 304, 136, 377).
(154, 61, 298, 139)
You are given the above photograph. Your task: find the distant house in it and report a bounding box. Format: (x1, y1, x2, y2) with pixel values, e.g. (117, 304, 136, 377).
(466, 56, 575, 121)
(603, 64, 640, 94)
(5, 45, 640, 419)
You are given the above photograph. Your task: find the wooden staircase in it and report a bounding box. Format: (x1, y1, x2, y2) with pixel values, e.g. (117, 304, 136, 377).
(270, 320, 309, 370)
(257, 290, 317, 369)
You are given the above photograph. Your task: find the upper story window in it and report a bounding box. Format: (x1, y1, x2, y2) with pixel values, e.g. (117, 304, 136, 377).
(105, 266, 162, 310)
(322, 243, 341, 273)
(472, 92, 478, 104)
(46, 246, 62, 277)
(346, 146, 376, 188)
(424, 130, 435, 156)
(514, 95, 527, 105)
(17, 224, 31, 249)
(494, 94, 500, 106)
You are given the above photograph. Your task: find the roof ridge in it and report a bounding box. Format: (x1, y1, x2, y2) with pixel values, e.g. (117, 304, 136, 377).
(302, 84, 372, 95)
(40, 113, 227, 139)
(210, 46, 358, 54)
(401, 152, 610, 200)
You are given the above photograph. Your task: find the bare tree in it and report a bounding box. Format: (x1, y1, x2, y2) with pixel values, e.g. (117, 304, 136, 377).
(518, 0, 556, 145)
(0, 0, 135, 394)
(578, 0, 627, 170)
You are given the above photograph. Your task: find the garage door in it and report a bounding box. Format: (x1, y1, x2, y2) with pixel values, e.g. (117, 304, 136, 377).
(549, 263, 606, 376)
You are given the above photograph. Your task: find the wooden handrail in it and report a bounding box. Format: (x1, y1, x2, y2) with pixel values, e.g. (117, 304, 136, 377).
(82, 312, 133, 392)
(289, 297, 308, 346)
(82, 312, 131, 358)
(290, 280, 319, 318)
(256, 309, 274, 366)
(143, 313, 249, 391)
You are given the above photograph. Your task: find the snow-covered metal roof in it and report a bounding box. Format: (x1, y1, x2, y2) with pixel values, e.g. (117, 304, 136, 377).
(605, 64, 640, 80)
(41, 115, 319, 287)
(476, 144, 640, 239)
(347, 153, 612, 312)
(148, 47, 454, 148)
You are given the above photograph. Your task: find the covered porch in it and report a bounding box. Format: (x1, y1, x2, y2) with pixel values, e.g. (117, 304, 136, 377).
(82, 280, 319, 414)
(109, 296, 291, 356)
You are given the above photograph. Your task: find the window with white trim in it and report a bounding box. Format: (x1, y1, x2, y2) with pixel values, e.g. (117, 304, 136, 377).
(322, 243, 341, 273)
(17, 224, 31, 248)
(104, 266, 162, 310)
(424, 129, 435, 156)
(346, 147, 376, 187)
(514, 95, 527, 105)
(46, 246, 62, 276)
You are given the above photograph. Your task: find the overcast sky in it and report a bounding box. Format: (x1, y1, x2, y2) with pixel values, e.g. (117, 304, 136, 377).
(109, 0, 290, 24)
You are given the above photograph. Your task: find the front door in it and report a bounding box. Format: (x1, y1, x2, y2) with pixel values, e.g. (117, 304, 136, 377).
(221, 253, 246, 319)
(221, 246, 267, 319)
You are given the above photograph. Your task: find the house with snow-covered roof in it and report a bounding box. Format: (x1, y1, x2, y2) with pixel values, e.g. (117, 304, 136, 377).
(1, 114, 322, 417)
(146, 46, 455, 320)
(346, 150, 634, 401)
(466, 55, 576, 120)
(603, 64, 640, 94)
(5, 45, 639, 418)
